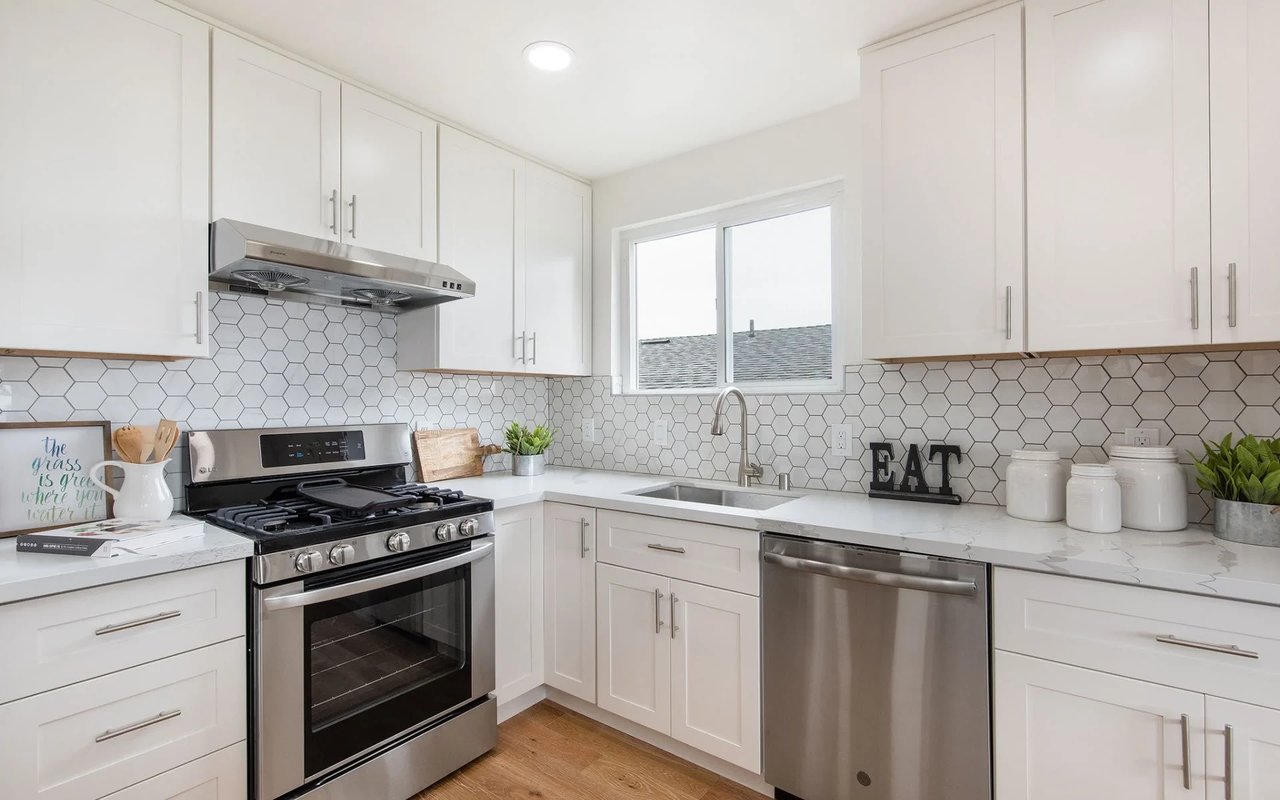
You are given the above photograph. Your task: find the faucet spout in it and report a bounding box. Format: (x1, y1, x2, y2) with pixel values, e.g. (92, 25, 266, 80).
(710, 387, 763, 487)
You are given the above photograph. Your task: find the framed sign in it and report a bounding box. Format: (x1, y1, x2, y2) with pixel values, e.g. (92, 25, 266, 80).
(0, 421, 114, 537)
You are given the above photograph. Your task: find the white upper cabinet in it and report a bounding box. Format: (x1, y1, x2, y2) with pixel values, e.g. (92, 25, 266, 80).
(211, 31, 341, 240)
(1026, 0, 1211, 352)
(340, 84, 438, 260)
(862, 3, 1026, 359)
(523, 163, 592, 376)
(1210, 0, 1280, 344)
(0, 0, 210, 359)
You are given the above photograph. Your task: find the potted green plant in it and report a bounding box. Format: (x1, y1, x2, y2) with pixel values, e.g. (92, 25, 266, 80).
(504, 422, 554, 477)
(1192, 433, 1280, 547)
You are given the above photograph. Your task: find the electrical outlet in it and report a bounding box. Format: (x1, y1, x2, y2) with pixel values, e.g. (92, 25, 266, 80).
(581, 418, 595, 443)
(831, 423, 854, 457)
(653, 419, 669, 447)
(1125, 427, 1160, 447)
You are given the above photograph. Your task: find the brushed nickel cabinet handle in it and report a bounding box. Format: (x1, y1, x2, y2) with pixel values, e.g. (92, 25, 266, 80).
(1005, 285, 1013, 341)
(579, 518, 590, 558)
(194, 291, 205, 345)
(95, 709, 182, 743)
(1225, 723, 1234, 800)
(1156, 634, 1259, 660)
(670, 593, 678, 639)
(329, 189, 338, 234)
(95, 609, 182, 636)
(1191, 267, 1201, 330)
(348, 194, 357, 238)
(515, 332, 525, 364)
(1180, 714, 1191, 790)
(530, 332, 537, 366)
(654, 588, 665, 634)
(1228, 262, 1238, 328)
(646, 543, 686, 555)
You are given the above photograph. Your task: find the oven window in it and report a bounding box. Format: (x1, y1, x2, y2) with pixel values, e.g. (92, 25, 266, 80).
(304, 558, 473, 775)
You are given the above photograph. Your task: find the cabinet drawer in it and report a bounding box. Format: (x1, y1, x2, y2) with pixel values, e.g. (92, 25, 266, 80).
(0, 638, 247, 800)
(0, 561, 245, 703)
(596, 511, 759, 595)
(103, 741, 246, 800)
(994, 567, 1280, 707)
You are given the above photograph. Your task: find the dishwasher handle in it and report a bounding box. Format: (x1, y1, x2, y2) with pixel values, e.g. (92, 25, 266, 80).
(763, 551, 978, 596)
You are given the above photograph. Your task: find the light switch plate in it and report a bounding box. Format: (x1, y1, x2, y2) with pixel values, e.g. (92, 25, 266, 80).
(653, 419, 669, 447)
(582, 418, 595, 443)
(831, 423, 854, 457)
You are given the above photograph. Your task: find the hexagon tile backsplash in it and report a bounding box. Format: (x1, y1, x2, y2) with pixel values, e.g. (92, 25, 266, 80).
(549, 351, 1280, 524)
(3, 292, 1280, 524)
(0, 293, 547, 505)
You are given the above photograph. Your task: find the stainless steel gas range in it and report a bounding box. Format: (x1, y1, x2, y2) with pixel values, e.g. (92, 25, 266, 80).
(186, 423, 496, 800)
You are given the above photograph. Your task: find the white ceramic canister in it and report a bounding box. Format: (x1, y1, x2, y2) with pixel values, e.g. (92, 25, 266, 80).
(1066, 464, 1122, 534)
(1107, 445, 1188, 531)
(1006, 450, 1067, 522)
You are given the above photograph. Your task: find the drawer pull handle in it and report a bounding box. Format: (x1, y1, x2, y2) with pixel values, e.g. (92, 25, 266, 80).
(1156, 635, 1259, 660)
(94, 609, 182, 636)
(647, 543, 686, 555)
(95, 709, 182, 743)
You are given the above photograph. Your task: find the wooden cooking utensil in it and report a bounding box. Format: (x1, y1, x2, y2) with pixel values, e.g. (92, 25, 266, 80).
(413, 428, 503, 482)
(153, 419, 180, 462)
(113, 424, 146, 463)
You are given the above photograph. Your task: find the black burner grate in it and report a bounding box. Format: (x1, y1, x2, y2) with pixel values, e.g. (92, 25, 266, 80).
(209, 483, 472, 536)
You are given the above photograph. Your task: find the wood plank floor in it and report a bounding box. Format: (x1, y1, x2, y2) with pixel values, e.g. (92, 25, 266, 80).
(416, 701, 769, 800)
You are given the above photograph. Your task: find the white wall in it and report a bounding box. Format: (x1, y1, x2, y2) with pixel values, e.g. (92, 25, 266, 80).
(590, 100, 862, 377)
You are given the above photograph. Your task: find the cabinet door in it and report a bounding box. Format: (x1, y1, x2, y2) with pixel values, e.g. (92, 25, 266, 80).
(211, 30, 341, 240)
(101, 742, 245, 800)
(494, 505, 543, 704)
(1206, 697, 1280, 800)
(862, 3, 1026, 359)
(340, 84, 438, 259)
(543, 504, 597, 702)
(1210, 0, 1280, 343)
(0, 0, 209, 359)
(523, 163, 591, 375)
(995, 651, 1205, 800)
(434, 127, 524, 372)
(1026, 0, 1210, 352)
(597, 564, 671, 734)
(670, 579, 760, 773)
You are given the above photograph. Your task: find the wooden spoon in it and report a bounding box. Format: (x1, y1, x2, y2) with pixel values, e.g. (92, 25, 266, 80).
(113, 425, 146, 463)
(153, 419, 180, 462)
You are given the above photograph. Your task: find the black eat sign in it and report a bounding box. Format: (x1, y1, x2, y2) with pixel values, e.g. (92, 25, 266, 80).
(868, 442, 963, 505)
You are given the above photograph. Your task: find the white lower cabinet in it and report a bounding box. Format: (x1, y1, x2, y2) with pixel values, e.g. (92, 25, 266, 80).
(543, 504, 597, 702)
(596, 562, 761, 773)
(495, 505, 544, 704)
(1206, 698, 1280, 800)
(103, 742, 247, 800)
(995, 650, 1204, 800)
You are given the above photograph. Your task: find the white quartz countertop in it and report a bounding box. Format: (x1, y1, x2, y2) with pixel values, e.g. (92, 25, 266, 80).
(440, 467, 1280, 606)
(0, 523, 253, 605)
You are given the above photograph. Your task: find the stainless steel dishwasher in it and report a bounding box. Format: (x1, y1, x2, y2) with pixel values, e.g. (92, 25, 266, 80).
(762, 534, 991, 800)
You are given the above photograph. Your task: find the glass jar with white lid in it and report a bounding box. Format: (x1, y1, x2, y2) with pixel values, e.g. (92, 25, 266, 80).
(1106, 445, 1188, 531)
(1006, 450, 1067, 522)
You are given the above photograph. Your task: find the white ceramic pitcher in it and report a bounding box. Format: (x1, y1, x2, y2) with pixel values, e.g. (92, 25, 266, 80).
(89, 460, 175, 522)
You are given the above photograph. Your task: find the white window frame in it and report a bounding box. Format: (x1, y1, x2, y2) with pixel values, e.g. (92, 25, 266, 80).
(619, 181, 845, 395)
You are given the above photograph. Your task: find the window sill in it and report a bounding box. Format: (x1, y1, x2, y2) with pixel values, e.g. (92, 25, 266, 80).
(619, 378, 846, 397)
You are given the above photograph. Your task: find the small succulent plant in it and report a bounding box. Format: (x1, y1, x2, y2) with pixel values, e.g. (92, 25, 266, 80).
(1192, 433, 1280, 505)
(503, 422, 554, 456)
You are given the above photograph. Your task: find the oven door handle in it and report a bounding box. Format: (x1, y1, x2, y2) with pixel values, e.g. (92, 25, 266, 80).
(263, 542, 494, 611)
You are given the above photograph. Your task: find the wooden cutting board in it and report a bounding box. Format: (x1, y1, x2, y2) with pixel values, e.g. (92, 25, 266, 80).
(413, 428, 503, 482)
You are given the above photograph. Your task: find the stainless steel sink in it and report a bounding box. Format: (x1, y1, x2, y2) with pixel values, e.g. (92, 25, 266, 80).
(629, 483, 797, 510)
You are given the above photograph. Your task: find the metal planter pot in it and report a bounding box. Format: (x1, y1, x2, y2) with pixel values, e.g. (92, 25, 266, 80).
(511, 453, 546, 477)
(1214, 498, 1280, 547)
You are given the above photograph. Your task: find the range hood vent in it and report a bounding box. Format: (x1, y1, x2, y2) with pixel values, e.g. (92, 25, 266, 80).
(209, 219, 475, 312)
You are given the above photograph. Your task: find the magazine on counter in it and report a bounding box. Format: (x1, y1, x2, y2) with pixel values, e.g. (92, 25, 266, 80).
(15, 515, 205, 558)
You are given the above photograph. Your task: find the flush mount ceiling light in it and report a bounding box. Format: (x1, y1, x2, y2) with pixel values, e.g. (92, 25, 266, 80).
(523, 41, 574, 71)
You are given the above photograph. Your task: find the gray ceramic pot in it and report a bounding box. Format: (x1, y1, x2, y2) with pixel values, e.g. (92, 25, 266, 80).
(1214, 498, 1280, 547)
(511, 453, 546, 477)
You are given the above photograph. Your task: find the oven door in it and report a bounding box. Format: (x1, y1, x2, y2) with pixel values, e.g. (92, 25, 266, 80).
(254, 536, 495, 800)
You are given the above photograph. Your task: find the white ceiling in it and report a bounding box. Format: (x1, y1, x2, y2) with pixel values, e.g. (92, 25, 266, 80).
(182, 0, 985, 178)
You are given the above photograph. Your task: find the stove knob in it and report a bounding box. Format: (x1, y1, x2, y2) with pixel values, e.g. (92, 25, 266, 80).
(435, 523, 456, 542)
(459, 518, 479, 537)
(294, 550, 323, 574)
(386, 532, 411, 553)
(328, 543, 356, 566)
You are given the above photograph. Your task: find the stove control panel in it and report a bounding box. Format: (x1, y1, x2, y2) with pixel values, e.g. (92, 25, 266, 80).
(260, 430, 366, 469)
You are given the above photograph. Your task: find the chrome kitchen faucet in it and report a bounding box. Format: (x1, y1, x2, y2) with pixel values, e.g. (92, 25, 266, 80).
(710, 387, 763, 487)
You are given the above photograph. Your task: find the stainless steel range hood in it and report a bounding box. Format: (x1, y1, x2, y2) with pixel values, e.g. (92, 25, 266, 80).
(209, 219, 475, 312)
